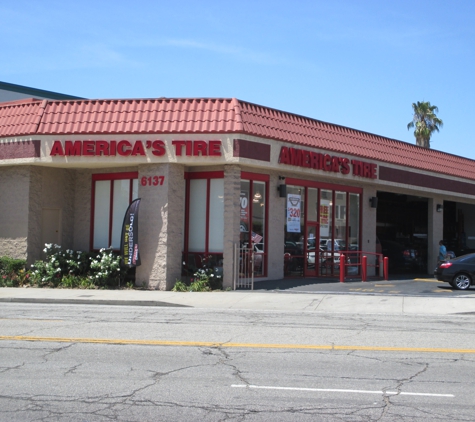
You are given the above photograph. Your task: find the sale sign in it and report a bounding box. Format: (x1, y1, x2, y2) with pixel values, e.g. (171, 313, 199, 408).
(287, 194, 301, 233)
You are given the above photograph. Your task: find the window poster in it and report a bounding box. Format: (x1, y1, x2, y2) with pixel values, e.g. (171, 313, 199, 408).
(320, 199, 330, 237)
(287, 194, 301, 233)
(240, 191, 249, 232)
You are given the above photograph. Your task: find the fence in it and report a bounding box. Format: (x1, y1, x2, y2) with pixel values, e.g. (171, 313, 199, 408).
(233, 244, 254, 290)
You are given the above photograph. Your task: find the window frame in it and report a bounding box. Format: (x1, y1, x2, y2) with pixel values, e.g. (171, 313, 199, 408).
(241, 171, 269, 277)
(183, 171, 224, 258)
(90, 171, 138, 251)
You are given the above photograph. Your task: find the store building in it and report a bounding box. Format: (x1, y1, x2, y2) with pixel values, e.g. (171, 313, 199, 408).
(1, 96, 475, 289)
(0, 81, 83, 103)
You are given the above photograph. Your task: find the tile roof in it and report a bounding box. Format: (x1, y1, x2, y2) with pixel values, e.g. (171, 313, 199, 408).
(0, 96, 474, 182)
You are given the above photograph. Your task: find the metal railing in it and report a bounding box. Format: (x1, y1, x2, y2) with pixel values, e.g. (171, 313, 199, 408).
(233, 244, 254, 290)
(338, 250, 387, 282)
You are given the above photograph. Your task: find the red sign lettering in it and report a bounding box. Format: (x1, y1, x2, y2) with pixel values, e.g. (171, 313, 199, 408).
(279, 146, 377, 179)
(50, 140, 222, 158)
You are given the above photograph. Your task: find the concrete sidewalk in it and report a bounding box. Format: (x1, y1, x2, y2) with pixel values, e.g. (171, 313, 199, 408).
(1, 287, 475, 315)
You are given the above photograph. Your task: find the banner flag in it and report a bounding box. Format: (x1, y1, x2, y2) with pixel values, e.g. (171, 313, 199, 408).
(120, 198, 141, 267)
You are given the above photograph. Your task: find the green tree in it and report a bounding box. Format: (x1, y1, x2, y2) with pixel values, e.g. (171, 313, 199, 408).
(407, 101, 443, 148)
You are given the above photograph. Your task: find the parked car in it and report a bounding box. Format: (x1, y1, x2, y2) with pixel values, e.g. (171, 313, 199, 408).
(321, 239, 346, 251)
(434, 253, 475, 290)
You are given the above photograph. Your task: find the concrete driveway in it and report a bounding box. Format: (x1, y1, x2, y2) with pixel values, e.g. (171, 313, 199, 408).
(252, 274, 475, 297)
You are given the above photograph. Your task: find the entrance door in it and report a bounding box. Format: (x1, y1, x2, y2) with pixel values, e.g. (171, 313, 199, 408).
(304, 223, 318, 276)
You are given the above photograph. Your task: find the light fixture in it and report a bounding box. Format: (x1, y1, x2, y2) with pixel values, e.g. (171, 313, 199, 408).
(369, 197, 378, 208)
(277, 184, 286, 198)
(436, 204, 443, 212)
(254, 192, 262, 199)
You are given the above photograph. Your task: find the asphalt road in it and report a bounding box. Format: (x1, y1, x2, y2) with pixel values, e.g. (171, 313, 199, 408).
(1, 303, 474, 421)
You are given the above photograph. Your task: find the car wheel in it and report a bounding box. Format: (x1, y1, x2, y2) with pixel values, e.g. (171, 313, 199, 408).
(452, 273, 472, 290)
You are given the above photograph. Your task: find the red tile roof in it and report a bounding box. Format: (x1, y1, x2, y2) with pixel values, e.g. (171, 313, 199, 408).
(0, 97, 474, 181)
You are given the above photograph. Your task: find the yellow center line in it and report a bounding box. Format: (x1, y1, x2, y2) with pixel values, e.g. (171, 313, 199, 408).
(0, 335, 474, 354)
(415, 278, 439, 282)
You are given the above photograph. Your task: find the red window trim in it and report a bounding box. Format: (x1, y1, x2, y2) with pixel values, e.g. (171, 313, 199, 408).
(185, 171, 224, 180)
(92, 171, 138, 181)
(241, 171, 269, 277)
(241, 171, 269, 182)
(183, 171, 224, 260)
(90, 171, 138, 251)
(285, 177, 363, 194)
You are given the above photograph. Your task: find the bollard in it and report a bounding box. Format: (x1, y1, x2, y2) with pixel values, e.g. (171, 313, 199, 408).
(362, 255, 367, 282)
(340, 254, 345, 283)
(384, 257, 389, 280)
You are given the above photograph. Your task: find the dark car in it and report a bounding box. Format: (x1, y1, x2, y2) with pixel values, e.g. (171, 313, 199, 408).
(434, 253, 475, 290)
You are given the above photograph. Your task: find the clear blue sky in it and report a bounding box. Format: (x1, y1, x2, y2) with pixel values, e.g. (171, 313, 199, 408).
(2, 0, 474, 158)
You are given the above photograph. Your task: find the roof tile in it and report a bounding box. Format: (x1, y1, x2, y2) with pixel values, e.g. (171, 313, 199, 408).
(1, 97, 475, 181)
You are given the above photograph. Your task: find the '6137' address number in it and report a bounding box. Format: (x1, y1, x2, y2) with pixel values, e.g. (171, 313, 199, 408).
(141, 176, 165, 186)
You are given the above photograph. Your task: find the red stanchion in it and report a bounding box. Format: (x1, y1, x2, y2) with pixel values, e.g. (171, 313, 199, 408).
(384, 257, 389, 280)
(340, 254, 345, 283)
(362, 255, 367, 282)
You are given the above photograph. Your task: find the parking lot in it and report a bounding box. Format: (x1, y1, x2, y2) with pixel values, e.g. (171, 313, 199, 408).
(253, 275, 475, 297)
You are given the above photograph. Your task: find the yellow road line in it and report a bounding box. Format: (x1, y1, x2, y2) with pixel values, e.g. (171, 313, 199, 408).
(0, 335, 474, 354)
(415, 278, 439, 282)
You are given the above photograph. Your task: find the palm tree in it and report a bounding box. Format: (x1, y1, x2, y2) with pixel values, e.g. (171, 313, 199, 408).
(407, 101, 443, 148)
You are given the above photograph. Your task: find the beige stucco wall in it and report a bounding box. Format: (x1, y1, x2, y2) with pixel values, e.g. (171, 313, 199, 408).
(0, 166, 30, 259)
(223, 165, 241, 289)
(135, 163, 185, 290)
(27, 167, 75, 264)
(0, 166, 75, 264)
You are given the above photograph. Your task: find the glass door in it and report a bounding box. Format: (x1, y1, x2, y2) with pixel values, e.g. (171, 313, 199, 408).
(304, 223, 318, 276)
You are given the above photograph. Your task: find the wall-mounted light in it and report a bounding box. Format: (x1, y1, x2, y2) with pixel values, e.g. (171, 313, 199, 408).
(436, 204, 443, 212)
(369, 196, 378, 208)
(277, 184, 287, 198)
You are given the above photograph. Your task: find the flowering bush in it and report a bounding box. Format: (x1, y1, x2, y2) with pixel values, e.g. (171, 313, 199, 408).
(192, 266, 222, 290)
(89, 248, 122, 286)
(27, 244, 126, 288)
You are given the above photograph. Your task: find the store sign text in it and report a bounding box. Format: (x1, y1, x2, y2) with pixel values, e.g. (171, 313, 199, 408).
(278, 146, 377, 179)
(49, 140, 222, 157)
(141, 176, 165, 186)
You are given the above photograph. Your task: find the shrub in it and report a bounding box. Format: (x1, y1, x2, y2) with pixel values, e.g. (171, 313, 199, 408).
(0, 256, 26, 276)
(172, 280, 188, 292)
(0, 257, 28, 287)
(28, 244, 127, 288)
(89, 248, 122, 287)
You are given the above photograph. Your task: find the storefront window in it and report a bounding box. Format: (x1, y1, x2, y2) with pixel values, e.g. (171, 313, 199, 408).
(349, 193, 360, 250)
(240, 173, 268, 277)
(320, 189, 332, 248)
(283, 179, 362, 277)
(334, 191, 347, 250)
(184, 172, 224, 277)
(92, 172, 138, 250)
(284, 185, 305, 276)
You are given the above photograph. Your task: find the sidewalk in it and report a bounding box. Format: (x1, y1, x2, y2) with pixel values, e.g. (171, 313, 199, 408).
(1, 286, 475, 315)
